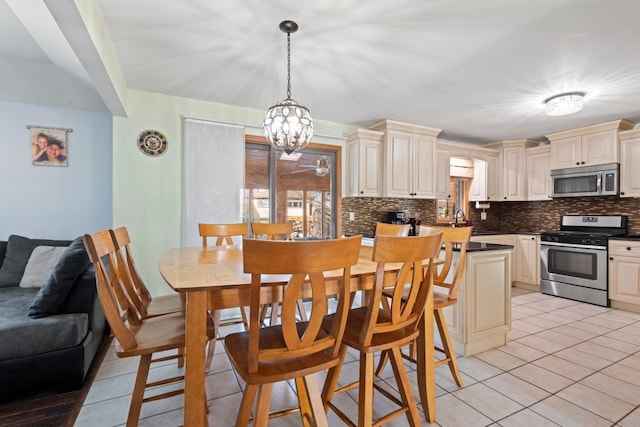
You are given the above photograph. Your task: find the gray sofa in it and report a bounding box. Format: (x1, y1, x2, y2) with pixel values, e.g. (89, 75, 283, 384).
(0, 235, 107, 401)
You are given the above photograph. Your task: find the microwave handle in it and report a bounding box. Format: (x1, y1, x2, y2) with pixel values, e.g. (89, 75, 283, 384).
(597, 172, 602, 193)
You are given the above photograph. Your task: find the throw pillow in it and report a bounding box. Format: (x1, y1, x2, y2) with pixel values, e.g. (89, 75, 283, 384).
(18, 246, 68, 288)
(0, 235, 72, 287)
(28, 236, 91, 318)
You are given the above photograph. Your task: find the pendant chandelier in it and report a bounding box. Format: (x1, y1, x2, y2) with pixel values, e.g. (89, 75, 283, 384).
(263, 20, 314, 154)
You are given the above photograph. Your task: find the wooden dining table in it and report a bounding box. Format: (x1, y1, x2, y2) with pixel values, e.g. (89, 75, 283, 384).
(159, 243, 437, 427)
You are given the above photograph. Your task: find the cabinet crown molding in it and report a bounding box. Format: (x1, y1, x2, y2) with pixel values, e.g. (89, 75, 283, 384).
(345, 128, 384, 140)
(618, 127, 640, 141)
(545, 119, 635, 141)
(368, 119, 441, 137)
(482, 139, 539, 149)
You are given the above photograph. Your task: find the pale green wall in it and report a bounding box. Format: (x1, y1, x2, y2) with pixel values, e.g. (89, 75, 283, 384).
(114, 89, 353, 296)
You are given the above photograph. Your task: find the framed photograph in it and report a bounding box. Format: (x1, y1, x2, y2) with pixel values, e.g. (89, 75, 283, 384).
(30, 127, 68, 167)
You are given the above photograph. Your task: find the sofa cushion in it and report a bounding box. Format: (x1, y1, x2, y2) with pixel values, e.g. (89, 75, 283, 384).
(19, 246, 67, 288)
(0, 287, 88, 361)
(0, 235, 71, 288)
(0, 241, 7, 270)
(28, 237, 91, 318)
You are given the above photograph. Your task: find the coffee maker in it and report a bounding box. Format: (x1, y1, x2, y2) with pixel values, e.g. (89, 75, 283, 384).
(387, 211, 407, 224)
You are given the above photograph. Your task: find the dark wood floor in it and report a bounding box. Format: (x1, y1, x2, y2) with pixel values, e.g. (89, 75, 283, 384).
(0, 336, 112, 427)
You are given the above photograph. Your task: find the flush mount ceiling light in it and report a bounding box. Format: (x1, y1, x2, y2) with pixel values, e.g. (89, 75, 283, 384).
(545, 92, 585, 116)
(263, 20, 314, 155)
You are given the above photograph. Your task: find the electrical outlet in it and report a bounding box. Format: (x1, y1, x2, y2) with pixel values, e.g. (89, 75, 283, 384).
(481, 211, 487, 220)
(349, 212, 355, 221)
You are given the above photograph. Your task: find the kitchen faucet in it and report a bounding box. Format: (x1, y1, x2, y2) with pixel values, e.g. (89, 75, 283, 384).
(455, 209, 466, 226)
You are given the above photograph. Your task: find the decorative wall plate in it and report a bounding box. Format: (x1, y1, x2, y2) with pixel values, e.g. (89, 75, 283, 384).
(137, 130, 167, 156)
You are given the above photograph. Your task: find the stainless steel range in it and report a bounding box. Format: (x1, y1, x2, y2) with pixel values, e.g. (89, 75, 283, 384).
(540, 215, 628, 307)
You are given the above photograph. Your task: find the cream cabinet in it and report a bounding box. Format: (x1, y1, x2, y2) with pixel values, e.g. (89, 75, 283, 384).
(445, 248, 512, 356)
(345, 129, 383, 197)
(469, 158, 487, 202)
(514, 234, 540, 290)
(486, 156, 501, 201)
(471, 234, 516, 282)
(526, 145, 551, 201)
(436, 149, 451, 199)
(619, 129, 640, 198)
(483, 140, 538, 201)
(609, 240, 640, 306)
(546, 120, 634, 170)
(369, 120, 441, 199)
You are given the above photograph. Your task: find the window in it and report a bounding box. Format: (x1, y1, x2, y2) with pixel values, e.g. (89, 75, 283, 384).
(243, 138, 339, 239)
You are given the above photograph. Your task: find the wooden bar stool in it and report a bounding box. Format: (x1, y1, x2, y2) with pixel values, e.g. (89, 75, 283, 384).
(376, 225, 472, 387)
(84, 230, 216, 427)
(321, 233, 443, 427)
(224, 236, 362, 426)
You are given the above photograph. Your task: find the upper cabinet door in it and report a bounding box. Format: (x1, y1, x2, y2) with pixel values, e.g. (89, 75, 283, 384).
(550, 136, 581, 169)
(502, 146, 526, 201)
(345, 129, 383, 197)
(412, 133, 436, 198)
(385, 130, 413, 197)
(469, 158, 487, 202)
(526, 146, 551, 201)
(435, 149, 451, 199)
(620, 131, 640, 198)
(581, 130, 618, 166)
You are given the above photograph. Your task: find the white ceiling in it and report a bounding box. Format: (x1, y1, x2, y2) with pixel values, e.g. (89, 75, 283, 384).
(2, 0, 640, 144)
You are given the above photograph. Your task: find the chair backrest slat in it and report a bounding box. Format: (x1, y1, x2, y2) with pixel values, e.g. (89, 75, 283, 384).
(110, 227, 151, 317)
(199, 223, 248, 247)
(375, 222, 410, 237)
(251, 222, 293, 240)
(83, 231, 140, 350)
(242, 236, 362, 374)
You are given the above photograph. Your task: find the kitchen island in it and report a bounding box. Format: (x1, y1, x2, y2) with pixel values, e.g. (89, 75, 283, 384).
(441, 242, 513, 357)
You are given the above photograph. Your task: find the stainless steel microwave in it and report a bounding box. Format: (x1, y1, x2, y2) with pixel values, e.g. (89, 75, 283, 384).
(551, 163, 619, 198)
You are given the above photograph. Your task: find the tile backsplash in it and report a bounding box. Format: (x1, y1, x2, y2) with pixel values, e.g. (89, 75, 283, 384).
(342, 196, 640, 236)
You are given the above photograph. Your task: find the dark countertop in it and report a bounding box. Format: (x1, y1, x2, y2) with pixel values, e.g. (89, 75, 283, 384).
(453, 242, 513, 252)
(460, 242, 514, 252)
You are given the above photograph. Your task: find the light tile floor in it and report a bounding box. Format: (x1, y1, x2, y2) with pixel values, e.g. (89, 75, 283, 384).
(76, 289, 640, 426)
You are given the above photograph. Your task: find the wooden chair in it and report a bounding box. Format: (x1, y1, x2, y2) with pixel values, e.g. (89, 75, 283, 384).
(374, 222, 410, 237)
(224, 236, 362, 426)
(250, 222, 293, 240)
(377, 225, 473, 387)
(321, 233, 443, 427)
(110, 227, 184, 319)
(198, 222, 250, 352)
(250, 222, 307, 326)
(199, 222, 248, 247)
(83, 230, 216, 427)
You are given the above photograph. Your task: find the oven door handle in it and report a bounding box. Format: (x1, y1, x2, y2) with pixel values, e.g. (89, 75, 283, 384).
(540, 241, 607, 250)
(597, 172, 602, 193)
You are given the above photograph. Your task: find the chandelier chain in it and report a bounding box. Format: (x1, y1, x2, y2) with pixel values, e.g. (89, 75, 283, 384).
(286, 31, 291, 99)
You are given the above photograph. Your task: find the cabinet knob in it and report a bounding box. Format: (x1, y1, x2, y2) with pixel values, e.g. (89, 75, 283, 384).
(503, 196, 507, 200)
(581, 161, 585, 164)
(609, 257, 614, 261)
(576, 162, 580, 165)
(531, 237, 535, 240)
(627, 247, 632, 251)
(621, 192, 625, 196)
(360, 190, 364, 194)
